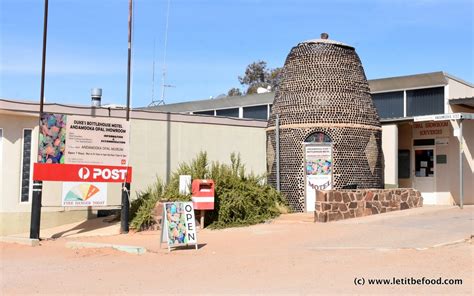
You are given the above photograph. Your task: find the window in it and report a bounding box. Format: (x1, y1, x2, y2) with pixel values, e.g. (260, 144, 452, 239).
(194, 110, 215, 116)
(406, 87, 444, 116)
(20, 129, 32, 202)
(372, 91, 404, 118)
(398, 149, 410, 179)
(243, 105, 268, 120)
(305, 132, 331, 143)
(414, 139, 435, 146)
(215, 108, 239, 118)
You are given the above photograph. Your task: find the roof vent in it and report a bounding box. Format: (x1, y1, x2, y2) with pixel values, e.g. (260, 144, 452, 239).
(91, 88, 102, 107)
(320, 32, 329, 40)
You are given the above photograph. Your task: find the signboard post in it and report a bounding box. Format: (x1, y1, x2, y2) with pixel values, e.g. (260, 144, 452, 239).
(31, 113, 131, 238)
(30, 0, 49, 240)
(304, 143, 333, 212)
(160, 202, 198, 252)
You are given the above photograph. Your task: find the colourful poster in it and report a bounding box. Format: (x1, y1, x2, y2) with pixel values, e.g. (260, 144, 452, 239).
(162, 202, 197, 248)
(38, 113, 130, 167)
(305, 144, 332, 212)
(38, 113, 67, 164)
(62, 182, 107, 206)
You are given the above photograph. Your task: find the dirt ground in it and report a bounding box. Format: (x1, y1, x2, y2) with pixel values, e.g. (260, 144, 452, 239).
(1, 207, 473, 295)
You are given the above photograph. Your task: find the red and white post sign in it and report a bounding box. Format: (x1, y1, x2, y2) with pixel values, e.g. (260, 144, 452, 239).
(33, 163, 132, 183)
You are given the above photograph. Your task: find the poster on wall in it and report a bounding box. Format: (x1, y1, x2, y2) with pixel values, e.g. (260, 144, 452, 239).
(160, 202, 198, 251)
(38, 113, 129, 166)
(304, 144, 333, 212)
(62, 182, 107, 207)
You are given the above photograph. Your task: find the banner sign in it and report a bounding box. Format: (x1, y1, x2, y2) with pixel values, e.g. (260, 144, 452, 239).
(62, 182, 107, 207)
(33, 163, 132, 183)
(161, 202, 198, 251)
(304, 144, 333, 212)
(38, 113, 129, 166)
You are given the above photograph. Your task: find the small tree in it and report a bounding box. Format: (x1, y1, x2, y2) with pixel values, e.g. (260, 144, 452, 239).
(227, 87, 242, 97)
(233, 60, 283, 95)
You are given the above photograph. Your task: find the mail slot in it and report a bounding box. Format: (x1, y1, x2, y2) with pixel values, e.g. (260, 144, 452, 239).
(191, 179, 215, 210)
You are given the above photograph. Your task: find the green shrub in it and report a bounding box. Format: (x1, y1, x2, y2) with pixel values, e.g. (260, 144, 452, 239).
(130, 152, 288, 230)
(129, 177, 164, 230)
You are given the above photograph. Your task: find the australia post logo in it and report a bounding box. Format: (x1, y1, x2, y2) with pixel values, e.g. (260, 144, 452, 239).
(78, 167, 91, 180)
(78, 167, 129, 181)
(33, 163, 132, 183)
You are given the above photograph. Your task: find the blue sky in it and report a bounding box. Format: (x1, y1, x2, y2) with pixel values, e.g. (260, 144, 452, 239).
(1, 0, 473, 107)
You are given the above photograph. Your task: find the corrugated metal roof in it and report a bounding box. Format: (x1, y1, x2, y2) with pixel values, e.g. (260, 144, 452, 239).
(369, 71, 447, 93)
(143, 72, 472, 112)
(144, 92, 275, 112)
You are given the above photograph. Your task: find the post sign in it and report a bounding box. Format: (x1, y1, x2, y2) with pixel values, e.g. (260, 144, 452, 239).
(160, 202, 198, 251)
(33, 163, 132, 182)
(34, 113, 132, 183)
(62, 182, 107, 207)
(304, 143, 333, 212)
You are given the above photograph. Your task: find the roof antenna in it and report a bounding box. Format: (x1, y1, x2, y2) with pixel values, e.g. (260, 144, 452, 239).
(149, 0, 174, 107)
(148, 39, 157, 105)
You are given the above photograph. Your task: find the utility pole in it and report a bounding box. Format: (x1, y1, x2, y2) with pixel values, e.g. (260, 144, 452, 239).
(30, 0, 49, 240)
(121, 0, 133, 234)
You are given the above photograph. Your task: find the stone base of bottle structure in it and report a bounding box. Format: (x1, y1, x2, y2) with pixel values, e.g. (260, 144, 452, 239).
(314, 189, 423, 222)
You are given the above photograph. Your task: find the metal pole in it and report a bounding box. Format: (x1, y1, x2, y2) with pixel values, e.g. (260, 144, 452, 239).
(459, 119, 464, 209)
(276, 114, 280, 191)
(30, 0, 49, 240)
(121, 182, 130, 233)
(30, 181, 43, 239)
(125, 0, 132, 121)
(39, 0, 48, 114)
(121, 0, 133, 233)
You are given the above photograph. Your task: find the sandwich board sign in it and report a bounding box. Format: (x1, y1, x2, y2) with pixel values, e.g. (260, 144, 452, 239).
(160, 202, 198, 251)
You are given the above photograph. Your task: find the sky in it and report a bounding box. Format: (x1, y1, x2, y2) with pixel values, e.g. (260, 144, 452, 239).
(1, 0, 473, 108)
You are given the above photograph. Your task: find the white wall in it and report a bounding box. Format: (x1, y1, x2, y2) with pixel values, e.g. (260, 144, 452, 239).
(382, 124, 398, 187)
(128, 117, 267, 198)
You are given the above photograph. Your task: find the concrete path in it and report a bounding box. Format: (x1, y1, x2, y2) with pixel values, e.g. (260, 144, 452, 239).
(9, 216, 120, 240)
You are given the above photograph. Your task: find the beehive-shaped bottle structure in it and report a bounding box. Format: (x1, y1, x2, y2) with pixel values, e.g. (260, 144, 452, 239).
(267, 34, 384, 212)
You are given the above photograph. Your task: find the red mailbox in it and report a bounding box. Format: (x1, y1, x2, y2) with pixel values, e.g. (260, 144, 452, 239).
(191, 179, 215, 210)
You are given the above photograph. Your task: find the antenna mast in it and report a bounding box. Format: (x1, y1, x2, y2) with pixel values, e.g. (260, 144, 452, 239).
(149, 0, 174, 107)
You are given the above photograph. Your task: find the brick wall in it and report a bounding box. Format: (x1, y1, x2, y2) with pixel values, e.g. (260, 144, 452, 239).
(314, 189, 422, 222)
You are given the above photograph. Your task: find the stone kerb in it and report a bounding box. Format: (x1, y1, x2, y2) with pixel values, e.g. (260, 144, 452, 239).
(314, 189, 423, 222)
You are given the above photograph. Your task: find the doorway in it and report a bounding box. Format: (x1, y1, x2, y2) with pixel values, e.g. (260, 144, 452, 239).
(413, 146, 436, 203)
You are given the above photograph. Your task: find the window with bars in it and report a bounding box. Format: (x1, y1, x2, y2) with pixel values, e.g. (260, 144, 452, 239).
(21, 129, 32, 202)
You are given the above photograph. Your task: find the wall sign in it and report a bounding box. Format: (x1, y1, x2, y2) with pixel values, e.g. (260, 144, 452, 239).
(412, 121, 449, 139)
(62, 182, 107, 207)
(38, 113, 130, 166)
(160, 202, 198, 251)
(304, 143, 333, 212)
